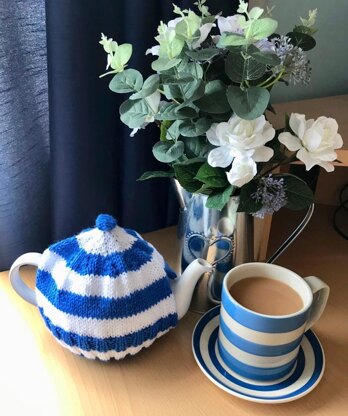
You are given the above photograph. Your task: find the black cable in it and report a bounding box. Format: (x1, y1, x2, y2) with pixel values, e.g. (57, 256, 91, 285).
(333, 182, 348, 240)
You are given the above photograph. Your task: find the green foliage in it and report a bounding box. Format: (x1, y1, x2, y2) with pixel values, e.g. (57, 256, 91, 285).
(173, 159, 205, 193)
(286, 32, 316, 51)
(225, 52, 266, 83)
(179, 118, 212, 137)
(195, 163, 229, 188)
(138, 170, 175, 180)
(277, 174, 314, 210)
(130, 75, 159, 100)
(237, 181, 262, 213)
(206, 186, 235, 210)
(226, 86, 270, 120)
(119, 99, 150, 128)
(100, 1, 320, 212)
(152, 141, 185, 163)
(185, 48, 221, 61)
(109, 69, 143, 93)
(194, 80, 230, 114)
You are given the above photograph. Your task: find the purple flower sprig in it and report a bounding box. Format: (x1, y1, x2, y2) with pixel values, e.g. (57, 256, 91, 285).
(252, 175, 287, 218)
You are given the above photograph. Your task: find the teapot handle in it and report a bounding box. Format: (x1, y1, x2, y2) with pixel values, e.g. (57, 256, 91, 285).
(9, 252, 42, 306)
(267, 203, 314, 264)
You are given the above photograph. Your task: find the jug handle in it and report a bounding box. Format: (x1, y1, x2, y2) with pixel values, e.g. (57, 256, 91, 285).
(9, 252, 42, 306)
(267, 203, 314, 264)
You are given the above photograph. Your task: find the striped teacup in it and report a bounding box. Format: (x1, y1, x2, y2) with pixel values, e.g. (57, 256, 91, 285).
(219, 263, 329, 381)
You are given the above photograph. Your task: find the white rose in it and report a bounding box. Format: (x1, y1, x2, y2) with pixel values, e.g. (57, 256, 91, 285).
(226, 156, 257, 187)
(279, 113, 343, 172)
(206, 114, 275, 187)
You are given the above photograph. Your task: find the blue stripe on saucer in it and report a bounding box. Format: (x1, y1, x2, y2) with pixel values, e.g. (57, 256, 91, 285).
(219, 318, 303, 357)
(221, 287, 309, 333)
(192, 306, 325, 402)
(49, 234, 154, 277)
(36, 269, 173, 319)
(217, 338, 297, 381)
(39, 308, 177, 353)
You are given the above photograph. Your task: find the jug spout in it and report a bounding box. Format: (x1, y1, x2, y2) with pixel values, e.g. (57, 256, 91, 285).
(171, 259, 213, 320)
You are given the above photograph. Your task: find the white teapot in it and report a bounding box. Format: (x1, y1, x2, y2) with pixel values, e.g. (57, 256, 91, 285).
(9, 214, 213, 360)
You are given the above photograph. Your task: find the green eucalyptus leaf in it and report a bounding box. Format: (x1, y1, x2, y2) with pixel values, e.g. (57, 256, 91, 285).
(286, 32, 316, 51)
(237, 180, 262, 213)
(109, 69, 143, 93)
(179, 118, 212, 137)
(225, 53, 266, 83)
(226, 86, 270, 120)
(166, 120, 183, 141)
(158, 37, 185, 59)
(194, 80, 230, 114)
(173, 159, 205, 193)
(177, 59, 204, 79)
(248, 50, 281, 66)
(176, 81, 206, 109)
(185, 48, 220, 61)
(151, 57, 181, 72)
(175, 105, 199, 118)
(246, 18, 278, 40)
(184, 137, 213, 158)
(248, 7, 264, 20)
(206, 185, 235, 210)
(195, 163, 229, 188)
(129, 74, 159, 100)
(138, 170, 175, 180)
(156, 103, 198, 120)
(217, 33, 250, 48)
(161, 73, 195, 85)
(293, 25, 317, 36)
(152, 140, 184, 163)
(277, 173, 314, 210)
(119, 99, 150, 128)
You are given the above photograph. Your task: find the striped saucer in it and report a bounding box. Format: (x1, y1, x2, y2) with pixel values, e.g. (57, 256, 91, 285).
(192, 306, 325, 404)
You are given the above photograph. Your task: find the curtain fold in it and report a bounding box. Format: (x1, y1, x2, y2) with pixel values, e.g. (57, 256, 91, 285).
(0, 0, 238, 270)
(0, 0, 50, 270)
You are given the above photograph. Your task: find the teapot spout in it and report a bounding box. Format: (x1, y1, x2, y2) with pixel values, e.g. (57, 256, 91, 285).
(171, 259, 213, 320)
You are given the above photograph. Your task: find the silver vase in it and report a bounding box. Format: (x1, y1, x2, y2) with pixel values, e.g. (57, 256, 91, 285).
(172, 179, 314, 314)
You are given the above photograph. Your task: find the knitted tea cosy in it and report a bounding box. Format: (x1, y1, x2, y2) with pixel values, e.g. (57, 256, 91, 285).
(35, 214, 178, 360)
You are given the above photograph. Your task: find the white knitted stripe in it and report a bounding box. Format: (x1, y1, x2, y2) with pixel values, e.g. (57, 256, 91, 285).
(36, 289, 177, 338)
(39, 249, 171, 299)
(76, 226, 137, 255)
(55, 329, 170, 360)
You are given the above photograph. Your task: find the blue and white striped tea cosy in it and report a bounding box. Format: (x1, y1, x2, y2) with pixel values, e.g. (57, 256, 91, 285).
(35, 214, 178, 360)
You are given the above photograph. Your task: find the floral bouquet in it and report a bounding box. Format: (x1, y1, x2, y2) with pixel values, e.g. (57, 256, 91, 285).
(99, 1, 342, 215)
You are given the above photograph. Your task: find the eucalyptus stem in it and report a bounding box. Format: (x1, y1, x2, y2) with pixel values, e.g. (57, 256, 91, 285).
(157, 88, 180, 105)
(259, 154, 297, 177)
(259, 69, 285, 89)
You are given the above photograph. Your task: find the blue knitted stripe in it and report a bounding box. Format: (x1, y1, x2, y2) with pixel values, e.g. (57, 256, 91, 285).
(48, 234, 154, 277)
(37, 269, 174, 319)
(39, 308, 178, 353)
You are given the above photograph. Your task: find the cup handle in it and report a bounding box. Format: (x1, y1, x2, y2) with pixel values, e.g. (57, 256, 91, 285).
(9, 252, 42, 306)
(304, 276, 330, 331)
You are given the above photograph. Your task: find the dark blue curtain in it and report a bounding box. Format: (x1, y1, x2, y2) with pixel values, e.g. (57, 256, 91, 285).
(0, 0, 237, 270)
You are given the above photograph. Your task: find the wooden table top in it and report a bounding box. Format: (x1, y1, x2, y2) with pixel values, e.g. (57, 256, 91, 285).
(0, 204, 347, 415)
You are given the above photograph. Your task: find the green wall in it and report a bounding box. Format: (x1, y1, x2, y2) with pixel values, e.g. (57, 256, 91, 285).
(253, 0, 348, 102)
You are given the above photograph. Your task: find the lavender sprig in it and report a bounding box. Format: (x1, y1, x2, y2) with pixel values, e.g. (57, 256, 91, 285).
(271, 35, 311, 85)
(252, 175, 287, 218)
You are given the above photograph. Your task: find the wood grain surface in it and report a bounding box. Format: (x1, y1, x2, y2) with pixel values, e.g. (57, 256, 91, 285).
(0, 205, 347, 416)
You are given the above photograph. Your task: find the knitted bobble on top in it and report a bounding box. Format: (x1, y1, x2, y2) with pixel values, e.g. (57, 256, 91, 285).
(35, 214, 178, 361)
(96, 214, 117, 231)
